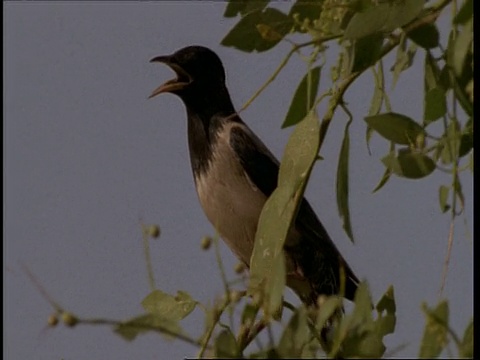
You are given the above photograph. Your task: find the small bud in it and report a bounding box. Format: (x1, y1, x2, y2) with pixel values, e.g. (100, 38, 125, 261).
(229, 290, 242, 304)
(415, 133, 426, 150)
(147, 225, 161, 238)
(200, 236, 212, 250)
(47, 314, 59, 327)
(234, 262, 246, 274)
(62, 312, 78, 327)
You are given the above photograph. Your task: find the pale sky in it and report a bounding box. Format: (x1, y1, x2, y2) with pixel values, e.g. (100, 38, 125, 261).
(4, 2, 473, 359)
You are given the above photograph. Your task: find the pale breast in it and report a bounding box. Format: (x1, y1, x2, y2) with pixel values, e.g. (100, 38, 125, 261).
(194, 123, 267, 264)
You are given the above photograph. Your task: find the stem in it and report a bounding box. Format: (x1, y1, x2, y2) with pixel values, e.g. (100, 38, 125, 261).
(142, 225, 156, 291)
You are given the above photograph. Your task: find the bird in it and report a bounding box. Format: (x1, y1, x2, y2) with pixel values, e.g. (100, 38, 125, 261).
(149, 45, 359, 307)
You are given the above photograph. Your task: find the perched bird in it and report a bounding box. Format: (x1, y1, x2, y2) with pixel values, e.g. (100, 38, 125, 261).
(149, 45, 359, 306)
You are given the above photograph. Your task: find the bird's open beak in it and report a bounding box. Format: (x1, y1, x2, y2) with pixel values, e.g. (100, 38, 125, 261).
(149, 55, 192, 98)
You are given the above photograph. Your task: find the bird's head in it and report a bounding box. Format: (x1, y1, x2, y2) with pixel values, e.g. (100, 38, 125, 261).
(149, 46, 227, 99)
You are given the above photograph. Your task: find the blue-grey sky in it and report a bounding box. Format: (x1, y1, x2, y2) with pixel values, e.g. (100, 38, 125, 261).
(4, 2, 472, 359)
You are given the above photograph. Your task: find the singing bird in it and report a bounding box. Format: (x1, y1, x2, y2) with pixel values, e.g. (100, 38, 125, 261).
(149, 45, 359, 306)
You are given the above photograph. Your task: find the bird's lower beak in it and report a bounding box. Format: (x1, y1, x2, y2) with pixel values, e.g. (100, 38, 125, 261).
(149, 55, 192, 98)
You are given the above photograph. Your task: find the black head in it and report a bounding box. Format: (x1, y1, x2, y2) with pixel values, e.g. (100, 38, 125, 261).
(149, 46, 227, 98)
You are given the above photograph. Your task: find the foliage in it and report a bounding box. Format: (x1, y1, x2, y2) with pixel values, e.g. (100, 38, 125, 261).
(41, 226, 472, 358)
(219, 2, 473, 350)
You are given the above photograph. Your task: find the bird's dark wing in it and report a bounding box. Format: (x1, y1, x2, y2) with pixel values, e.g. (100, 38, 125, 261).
(229, 124, 280, 197)
(295, 200, 360, 301)
(229, 122, 359, 301)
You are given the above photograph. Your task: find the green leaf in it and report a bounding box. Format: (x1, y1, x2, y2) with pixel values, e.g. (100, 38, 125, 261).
(391, 37, 417, 89)
(372, 167, 391, 193)
(446, 32, 473, 117)
(452, 19, 473, 77)
(336, 121, 354, 242)
(459, 318, 473, 358)
(419, 301, 449, 358)
(368, 64, 384, 116)
(221, 8, 292, 52)
(438, 185, 450, 213)
(366, 63, 385, 155)
(453, 173, 465, 209)
(349, 33, 384, 73)
(438, 65, 452, 90)
(382, 149, 436, 179)
(440, 120, 461, 165)
(316, 296, 343, 330)
(339, 282, 387, 358)
(249, 111, 320, 317)
(351, 281, 373, 325)
(343, 0, 423, 40)
(215, 329, 240, 358)
(424, 87, 447, 124)
(241, 302, 259, 325)
(424, 52, 441, 92)
(115, 314, 182, 341)
(288, 0, 324, 30)
(142, 290, 196, 321)
(375, 313, 396, 336)
(277, 307, 310, 358)
(343, 332, 386, 358)
(459, 118, 473, 157)
(223, 0, 269, 18)
(282, 66, 321, 128)
(364, 112, 425, 145)
(250, 348, 280, 359)
(376, 285, 396, 314)
(407, 23, 439, 49)
(454, 0, 473, 24)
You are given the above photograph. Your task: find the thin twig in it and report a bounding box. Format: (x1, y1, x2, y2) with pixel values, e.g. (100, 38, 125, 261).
(80, 317, 208, 349)
(22, 264, 63, 312)
(439, 219, 455, 296)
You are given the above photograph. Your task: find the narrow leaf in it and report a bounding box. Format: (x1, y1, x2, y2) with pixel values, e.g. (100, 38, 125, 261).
(459, 118, 473, 157)
(438, 185, 450, 213)
(368, 64, 384, 116)
(336, 121, 354, 242)
(316, 296, 343, 330)
(452, 19, 473, 77)
(372, 167, 391, 193)
(391, 38, 417, 89)
(454, 0, 473, 24)
(249, 111, 320, 317)
(366, 63, 385, 154)
(282, 67, 321, 128)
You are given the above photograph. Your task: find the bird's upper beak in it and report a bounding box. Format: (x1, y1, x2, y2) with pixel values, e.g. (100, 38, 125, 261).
(149, 55, 192, 98)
